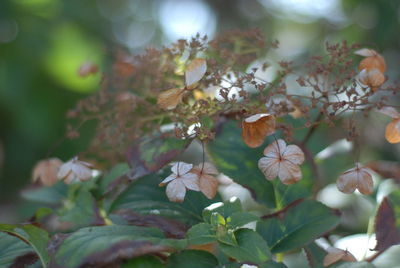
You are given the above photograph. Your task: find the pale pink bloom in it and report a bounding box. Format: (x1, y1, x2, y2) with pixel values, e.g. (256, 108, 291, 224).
(159, 162, 200, 202)
(336, 163, 373, 195)
(57, 157, 93, 184)
(258, 139, 305, 185)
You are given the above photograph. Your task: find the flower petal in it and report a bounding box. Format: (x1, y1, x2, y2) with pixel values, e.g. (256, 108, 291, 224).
(385, 119, 400, 143)
(185, 58, 207, 87)
(278, 160, 302, 185)
(258, 157, 280, 180)
(337, 169, 358, 194)
(199, 174, 219, 199)
(181, 172, 200, 191)
(166, 179, 186, 202)
(357, 168, 373, 195)
(283, 144, 305, 165)
(159, 174, 177, 186)
(171, 162, 193, 176)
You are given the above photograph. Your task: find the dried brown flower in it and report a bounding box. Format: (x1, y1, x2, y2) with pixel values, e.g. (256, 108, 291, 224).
(336, 163, 373, 195)
(57, 157, 93, 184)
(191, 162, 219, 199)
(32, 158, 63, 186)
(258, 139, 305, 184)
(242, 113, 275, 148)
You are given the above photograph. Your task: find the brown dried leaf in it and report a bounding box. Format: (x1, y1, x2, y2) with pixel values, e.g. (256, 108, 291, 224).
(32, 158, 63, 186)
(258, 139, 305, 185)
(185, 58, 207, 88)
(242, 113, 276, 148)
(191, 163, 219, 199)
(385, 119, 400, 144)
(374, 197, 400, 251)
(336, 163, 373, 195)
(323, 247, 356, 267)
(157, 88, 185, 110)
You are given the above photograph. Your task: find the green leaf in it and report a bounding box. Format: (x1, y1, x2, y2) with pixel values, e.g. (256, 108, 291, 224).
(0, 224, 50, 268)
(127, 133, 191, 179)
(207, 120, 276, 207)
(167, 250, 218, 268)
(0, 232, 36, 267)
(202, 198, 242, 223)
(259, 261, 288, 268)
(52, 225, 181, 268)
(219, 228, 271, 264)
(99, 163, 130, 194)
(21, 182, 68, 205)
(257, 200, 340, 253)
(227, 212, 259, 229)
(122, 255, 164, 268)
(216, 227, 237, 246)
(187, 223, 216, 245)
(57, 182, 100, 229)
(110, 169, 220, 226)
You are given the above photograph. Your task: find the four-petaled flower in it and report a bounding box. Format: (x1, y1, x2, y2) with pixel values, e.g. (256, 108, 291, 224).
(258, 139, 305, 185)
(159, 162, 200, 202)
(336, 163, 373, 195)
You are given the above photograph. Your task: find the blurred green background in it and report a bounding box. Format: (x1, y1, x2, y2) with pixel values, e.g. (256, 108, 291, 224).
(1, 0, 400, 210)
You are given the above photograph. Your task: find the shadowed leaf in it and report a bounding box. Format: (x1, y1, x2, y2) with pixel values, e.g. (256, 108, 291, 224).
(127, 133, 191, 180)
(257, 200, 340, 253)
(166, 250, 218, 268)
(0, 232, 36, 268)
(374, 195, 400, 251)
(0, 224, 50, 268)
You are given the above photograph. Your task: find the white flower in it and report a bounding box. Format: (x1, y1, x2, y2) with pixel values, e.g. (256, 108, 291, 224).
(57, 157, 93, 184)
(159, 162, 199, 202)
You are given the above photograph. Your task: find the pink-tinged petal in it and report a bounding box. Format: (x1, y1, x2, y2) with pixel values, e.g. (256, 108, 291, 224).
(72, 164, 92, 181)
(159, 174, 177, 186)
(57, 161, 74, 180)
(199, 174, 219, 199)
(278, 160, 302, 185)
(63, 172, 77, 184)
(171, 162, 193, 176)
(195, 162, 218, 175)
(258, 157, 280, 180)
(283, 144, 305, 165)
(181, 173, 200, 191)
(262, 140, 281, 159)
(166, 179, 186, 202)
(357, 168, 373, 195)
(337, 169, 358, 194)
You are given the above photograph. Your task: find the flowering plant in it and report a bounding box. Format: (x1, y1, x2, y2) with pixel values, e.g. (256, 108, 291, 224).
(1, 30, 399, 268)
